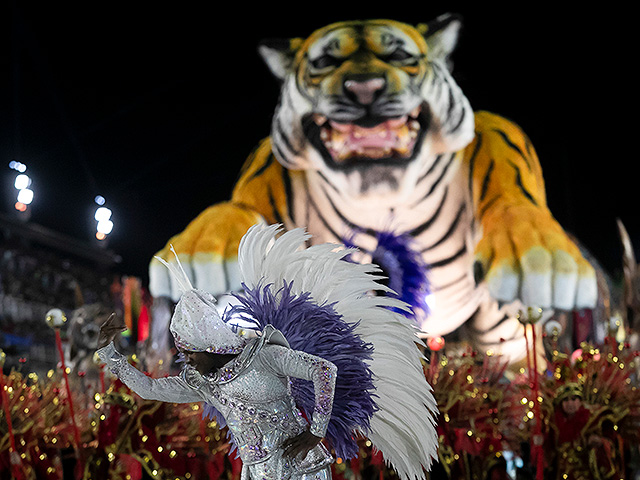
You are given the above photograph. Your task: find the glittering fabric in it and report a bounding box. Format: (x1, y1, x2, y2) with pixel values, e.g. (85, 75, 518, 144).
(229, 282, 376, 459)
(97, 337, 336, 479)
(170, 289, 247, 354)
(241, 453, 332, 480)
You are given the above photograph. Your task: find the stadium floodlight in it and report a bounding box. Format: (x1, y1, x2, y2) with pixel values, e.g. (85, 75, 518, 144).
(11, 164, 33, 217)
(94, 206, 112, 222)
(14, 174, 31, 190)
(97, 219, 114, 235)
(9, 161, 27, 173)
(94, 201, 114, 241)
(17, 188, 34, 205)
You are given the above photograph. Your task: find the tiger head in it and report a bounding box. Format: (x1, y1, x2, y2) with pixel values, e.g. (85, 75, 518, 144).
(259, 15, 475, 205)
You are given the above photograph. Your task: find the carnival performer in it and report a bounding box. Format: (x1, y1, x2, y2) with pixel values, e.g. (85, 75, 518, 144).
(549, 383, 624, 480)
(97, 224, 438, 480)
(97, 305, 336, 479)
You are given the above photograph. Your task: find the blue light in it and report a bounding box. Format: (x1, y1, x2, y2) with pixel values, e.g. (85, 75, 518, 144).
(9, 161, 27, 173)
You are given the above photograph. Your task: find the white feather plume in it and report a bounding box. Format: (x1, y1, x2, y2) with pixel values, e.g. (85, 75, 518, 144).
(237, 223, 438, 480)
(154, 244, 194, 294)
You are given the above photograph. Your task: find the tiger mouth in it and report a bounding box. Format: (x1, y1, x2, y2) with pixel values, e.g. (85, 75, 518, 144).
(304, 104, 429, 168)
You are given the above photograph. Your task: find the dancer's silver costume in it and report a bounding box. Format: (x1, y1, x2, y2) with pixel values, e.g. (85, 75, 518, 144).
(97, 224, 439, 480)
(97, 325, 335, 479)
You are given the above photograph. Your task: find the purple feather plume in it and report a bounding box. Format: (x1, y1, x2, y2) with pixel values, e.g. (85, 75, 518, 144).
(223, 281, 377, 460)
(345, 230, 430, 323)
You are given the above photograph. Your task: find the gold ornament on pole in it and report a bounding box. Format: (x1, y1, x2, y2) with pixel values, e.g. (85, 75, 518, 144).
(46, 308, 83, 479)
(45, 308, 67, 328)
(518, 307, 544, 480)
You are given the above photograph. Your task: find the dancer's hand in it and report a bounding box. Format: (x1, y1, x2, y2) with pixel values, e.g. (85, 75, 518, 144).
(97, 313, 127, 350)
(282, 429, 322, 459)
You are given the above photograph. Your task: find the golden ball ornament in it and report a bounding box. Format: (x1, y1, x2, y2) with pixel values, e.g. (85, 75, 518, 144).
(45, 308, 67, 328)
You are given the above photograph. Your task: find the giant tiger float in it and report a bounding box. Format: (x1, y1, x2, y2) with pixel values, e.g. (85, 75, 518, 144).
(149, 15, 598, 363)
(5, 14, 635, 480)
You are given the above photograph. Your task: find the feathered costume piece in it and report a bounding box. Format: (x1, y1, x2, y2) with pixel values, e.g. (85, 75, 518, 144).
(230, 281, 376, 460)
(344, 229, 431, 323)
(232, 224, 439, 479)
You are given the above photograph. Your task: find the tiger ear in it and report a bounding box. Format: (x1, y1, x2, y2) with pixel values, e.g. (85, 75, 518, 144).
(258, 38, 304, 81)
(418, 13, 463, 71)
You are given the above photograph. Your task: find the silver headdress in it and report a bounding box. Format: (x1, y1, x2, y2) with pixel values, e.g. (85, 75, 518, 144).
(155, 247, 246, 354)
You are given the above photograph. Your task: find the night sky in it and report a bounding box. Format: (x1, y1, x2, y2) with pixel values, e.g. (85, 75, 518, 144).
(0, 4, 634, 285)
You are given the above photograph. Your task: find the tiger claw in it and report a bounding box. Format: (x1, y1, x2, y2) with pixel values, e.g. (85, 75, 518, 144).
(520, 246, 553, 308)
(480, 243, 598, 311)
(486, 261, 519, 304)
(550, 250, 578, 310)
(575, 261, 598, 309)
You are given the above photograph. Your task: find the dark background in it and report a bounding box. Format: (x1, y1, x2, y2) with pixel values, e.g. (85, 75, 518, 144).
(1, 3, 634, 284)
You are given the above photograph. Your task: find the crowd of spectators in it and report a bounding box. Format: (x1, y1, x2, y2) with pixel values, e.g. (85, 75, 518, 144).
(0, 239, 117, 373)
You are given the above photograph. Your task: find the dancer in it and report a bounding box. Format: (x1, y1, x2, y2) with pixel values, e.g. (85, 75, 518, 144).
(98, 224, 438, 479)
(98, 307, 336, 478)
(549, 383, 625, 480)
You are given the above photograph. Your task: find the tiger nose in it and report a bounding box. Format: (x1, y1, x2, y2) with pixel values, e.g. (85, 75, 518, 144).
(343, 77, 386, 105)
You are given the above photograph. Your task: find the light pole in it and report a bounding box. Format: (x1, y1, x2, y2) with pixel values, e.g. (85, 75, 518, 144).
(10, 161, 33, 220)
(94, 196, 114, 244)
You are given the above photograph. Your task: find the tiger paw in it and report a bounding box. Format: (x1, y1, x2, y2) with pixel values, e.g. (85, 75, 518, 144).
(473, 204, 597, 310)
(148, 202, 264, 301)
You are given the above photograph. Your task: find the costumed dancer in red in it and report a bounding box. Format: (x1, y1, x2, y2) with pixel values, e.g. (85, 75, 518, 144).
(549, 382, 624, 480)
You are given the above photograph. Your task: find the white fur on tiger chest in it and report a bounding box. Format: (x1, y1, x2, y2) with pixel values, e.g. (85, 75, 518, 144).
(286, 152, 486, 337)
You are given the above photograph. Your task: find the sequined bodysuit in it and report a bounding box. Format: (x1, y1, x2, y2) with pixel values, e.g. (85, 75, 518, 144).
(97, 331, 336, 480)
